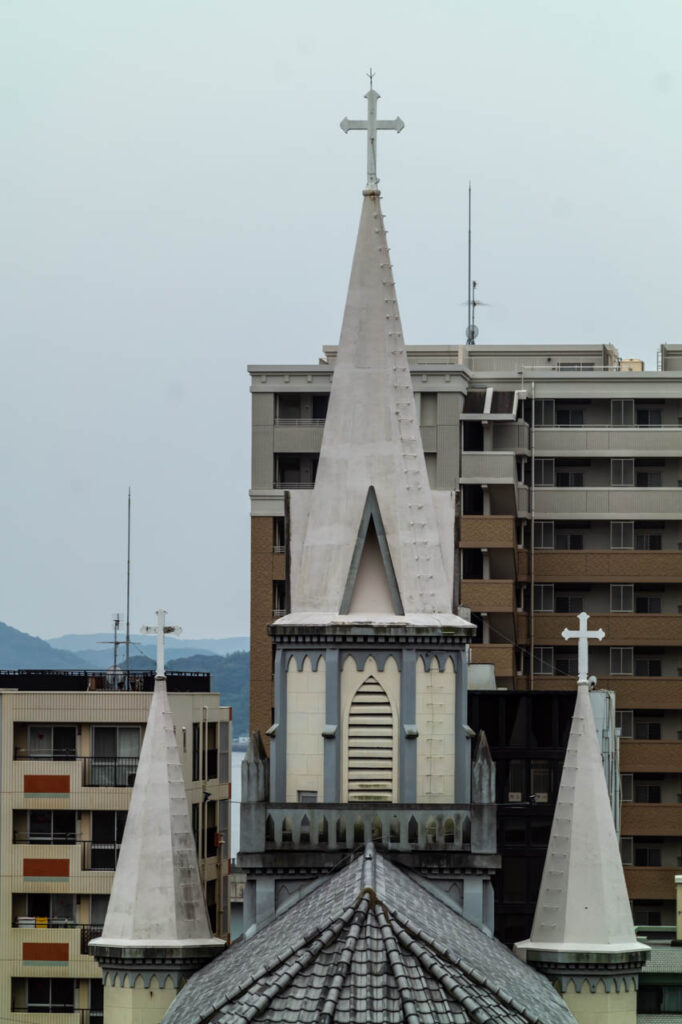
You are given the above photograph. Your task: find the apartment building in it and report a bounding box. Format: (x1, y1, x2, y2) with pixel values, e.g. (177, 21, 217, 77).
(0, 669, 231, 1022)
(249, 340, 682, 930)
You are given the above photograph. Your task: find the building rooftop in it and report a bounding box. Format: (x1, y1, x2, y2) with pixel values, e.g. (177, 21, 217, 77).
(163, 844, 576, 1024)
(0, 669, 211, 692)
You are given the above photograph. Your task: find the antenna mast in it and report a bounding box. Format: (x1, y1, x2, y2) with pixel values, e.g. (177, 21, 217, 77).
(125, 487, 131, 690)
(466, 184, 478, 345)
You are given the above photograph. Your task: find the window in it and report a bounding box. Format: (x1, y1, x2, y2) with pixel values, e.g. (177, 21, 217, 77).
(611, 521, 634, 549)
(535, 459, 555, 486)
(90, 811, 127, 870)
(346, 677, 393, 802)
(635, 782, 662, 803)
(611, 399, 634, 426)
(635, 656, 662, 677)
(554, 594, 584, 613)
(556, 407, 584, 426)
(637, 407, 662, 427)
(620, 836, 633, 864)
(535, 399, 554, 426)
(611, 584, 634, 612)
(636, 595, 662, 614)
(91, 726, 140, 786)
(637, 470, 662, 488)
(505, 760, 525, 802)
(616, 710, 634, 738)
(634, 721, 662, 740)
(26, 725, 76, 760)
(25, 893, 76, 924)
(26, 810, 77, 844)
(555, 532, 583, 550)
(610, 648, 634, 674)
(533, 647, 554, 675)
(534, 521, 554, 548)
(297, 790, 318, 803)
(634, 845, 662, 867)
(555, 652, 579, 676)
(636, 533, 662, 550)
(530, 761, 553, 803)
(556, 470, 583, 487)
(534, 584, 554, 612)
(26, 979, 74, 1013)
(611, 459, 634, 486)
(621, 774, 633, 802)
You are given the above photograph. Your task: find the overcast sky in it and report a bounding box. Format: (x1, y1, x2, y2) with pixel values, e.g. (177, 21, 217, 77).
(1, 1, 680, 640)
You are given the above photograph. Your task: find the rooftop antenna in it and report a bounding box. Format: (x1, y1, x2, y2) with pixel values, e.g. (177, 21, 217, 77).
(125, 487, 131, 690)
(97, 613, 123, 670)
(464, 186, 490, 344)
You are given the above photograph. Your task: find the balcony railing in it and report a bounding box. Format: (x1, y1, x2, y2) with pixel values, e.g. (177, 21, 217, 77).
(14, 832, 79, 845)
(274, 417, 326, 426)
(80, 924, 103, 954)
(15, 917, 78, 928)
(15, 748, 77, 761)
(272, 480, 315, 489)
(81, 841, 122, 871)
(254, 804, 471, 853)
(82, 756, 139, 788)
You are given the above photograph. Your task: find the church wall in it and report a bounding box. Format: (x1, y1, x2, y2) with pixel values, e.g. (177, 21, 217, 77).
(103, 972, 177, 1024)
(285, 656, 325, 801)
(416, 657, 455, 802)
(340, 655, 400, 802)
(561, 980, 637, 1024)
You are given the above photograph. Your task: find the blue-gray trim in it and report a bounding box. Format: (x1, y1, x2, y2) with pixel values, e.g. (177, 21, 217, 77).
(324, 649, 340, 801)
(287, 651, 325, 672)
(399, 649, 417, 802)
(453, 650, 469, 803)
(341, 650, 399, 673)
(271, 648, 287, 801)
(339, 486, 404, 615)
(417, 652, 454, 672)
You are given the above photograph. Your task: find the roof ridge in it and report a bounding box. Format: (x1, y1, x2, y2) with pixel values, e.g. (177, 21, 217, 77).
(374, 900, 422, 1024)
(389, 911, 543, 1024)
(319, 893, 373, 1023)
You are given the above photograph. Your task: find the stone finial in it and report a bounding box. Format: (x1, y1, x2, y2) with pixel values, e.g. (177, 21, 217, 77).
(472, 730, 495, 805)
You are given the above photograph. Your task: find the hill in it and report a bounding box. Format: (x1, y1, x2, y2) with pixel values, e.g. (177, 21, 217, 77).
(0, 622, 86, 670)
(49, 633, 250, 657)
(128, 651, 250, 737)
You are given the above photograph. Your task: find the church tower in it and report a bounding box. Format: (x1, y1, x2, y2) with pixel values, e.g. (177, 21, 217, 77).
(90, 611, 224, 1024)
(515, 613, 649, 1024)
(239, 83, 498, 933)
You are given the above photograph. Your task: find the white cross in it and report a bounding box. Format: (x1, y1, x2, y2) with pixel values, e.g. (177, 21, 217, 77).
(340, 73, 404, 190)
(561, 611, 605, 684)
(140, 609, 182, 679)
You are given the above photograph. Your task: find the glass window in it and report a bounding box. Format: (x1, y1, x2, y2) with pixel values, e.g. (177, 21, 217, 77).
(611, 584, 634, 612)
(530, 761, 553, 803)
(611, 521, 634, 549)
(534, 584, 554, 612)
(535, 459, 555, 487)
(611, 459, 634, 486)
(533, 647, 554, 675)
(610, 648, 634, 674)
(611, 399, 634, 426)
(636, 595, 662, 614)
(535, 400, 554, 426)
(534, 521, 554, 548)
(505, 761, 525, 802)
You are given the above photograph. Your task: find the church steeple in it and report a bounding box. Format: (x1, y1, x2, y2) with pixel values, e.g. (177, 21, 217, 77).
(290, 88, 458, 622)
(90, 610, 224, 1024)
(515, 614, 648, 1024)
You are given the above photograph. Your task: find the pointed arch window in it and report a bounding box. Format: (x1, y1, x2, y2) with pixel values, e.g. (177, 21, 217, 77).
(346, 676, 394, 802)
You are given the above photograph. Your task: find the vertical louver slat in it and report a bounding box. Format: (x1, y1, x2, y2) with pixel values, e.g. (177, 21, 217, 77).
(347, 677, 393, 801)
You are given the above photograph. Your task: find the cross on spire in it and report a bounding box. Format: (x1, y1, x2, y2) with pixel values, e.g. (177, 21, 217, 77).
(561, 611, 605, 684)
(340, 75, 404, 190)
(140, 608, 182, 679)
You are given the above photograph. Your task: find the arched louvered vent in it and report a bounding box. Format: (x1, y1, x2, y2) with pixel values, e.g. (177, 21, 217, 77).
(347, 676, 394, 802)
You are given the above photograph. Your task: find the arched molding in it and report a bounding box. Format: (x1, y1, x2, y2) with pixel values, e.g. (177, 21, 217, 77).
(286, 651, 324, 672)
(417, 652, 453, 672)
(341, 650, 399, 673)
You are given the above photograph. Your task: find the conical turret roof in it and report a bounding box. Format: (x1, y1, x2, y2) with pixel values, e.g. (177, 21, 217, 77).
(286, 190, 466, 628)
(91, 677, 224, 950)
(516, 682, 649, 958)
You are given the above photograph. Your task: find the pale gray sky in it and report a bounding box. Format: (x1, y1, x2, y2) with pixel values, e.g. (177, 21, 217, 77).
(1, 1, 680, 639)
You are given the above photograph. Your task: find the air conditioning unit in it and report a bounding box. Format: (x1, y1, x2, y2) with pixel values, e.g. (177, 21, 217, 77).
(508, 792, 523, 803)
(534, 793, 549, 804)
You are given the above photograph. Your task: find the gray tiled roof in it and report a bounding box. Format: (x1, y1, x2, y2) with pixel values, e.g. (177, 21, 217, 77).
(642, 945, 682, 974)
(163, 845, 576, 1024)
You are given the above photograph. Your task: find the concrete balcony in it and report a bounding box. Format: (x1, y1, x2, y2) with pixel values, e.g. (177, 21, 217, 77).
(620, 741, 682, 774)
(273, 422, 325, 452)
(534, 487, 682, 519)
(534, 426, 682, 457)
(469, 644, 515, 679)
(460, 516, 516, 548)
(460, 580, 516, 612)
(532, 677, 682, 710)
(534, 549, 682, 583)
(517, 613, 682, 647)
(460, 452, 517, 485)
(621, 803, 682, 836)
(624, 866, 679, 900)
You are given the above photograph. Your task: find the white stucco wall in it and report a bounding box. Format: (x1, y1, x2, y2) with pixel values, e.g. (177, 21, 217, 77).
(285, 656, 326, 801)
(416, 657, 455, 802)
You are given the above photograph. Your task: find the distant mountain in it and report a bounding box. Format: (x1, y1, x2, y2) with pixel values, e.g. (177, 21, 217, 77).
(0, 622, 87, 670)
(49, 633, 250, 657)
(128, 651, 250, 737)
(70, 644, 223, 670)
